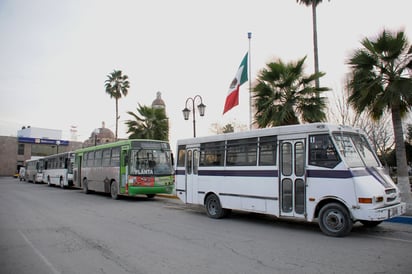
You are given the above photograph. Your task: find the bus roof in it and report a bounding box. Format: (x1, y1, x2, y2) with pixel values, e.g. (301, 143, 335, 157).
(74, 139, 170, 153)
(176, 123, 363, 145)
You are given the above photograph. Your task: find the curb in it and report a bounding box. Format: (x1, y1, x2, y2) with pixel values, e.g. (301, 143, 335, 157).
(157, 194, 178, 199)
(385, 216, 412, 225)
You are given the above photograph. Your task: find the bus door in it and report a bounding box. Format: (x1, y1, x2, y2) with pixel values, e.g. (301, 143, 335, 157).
(75, 154, 82, 188)
(279, 139, 306, 218)
(120, 146, 129, 191)
(185, 147, 200, 204)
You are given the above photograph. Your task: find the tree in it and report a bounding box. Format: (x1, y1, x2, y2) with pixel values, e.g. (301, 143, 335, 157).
(105, 70, 130, 140)
(125, 104, 169, 141)
(328, 84, 394, 168)
(296, 0, 330, 88)
(210, 121, 248, 134)
(347, 29, 412, 209)
(407, 124, 412, 143)
(252, 56, 329, 127)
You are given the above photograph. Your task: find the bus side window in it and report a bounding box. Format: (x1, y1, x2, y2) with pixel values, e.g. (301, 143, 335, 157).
(226, 138, 257, 166)
(186, 150, 193, 174)
(259, 136, 277, 166)
(200, 141, 224, 166)
(177, 146, 186, 167)
(111, 147, 120, 166)
(309, 134, 341, 168)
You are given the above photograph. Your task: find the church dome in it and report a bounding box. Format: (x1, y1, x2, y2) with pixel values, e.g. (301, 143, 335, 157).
(93, 127, 114, 139)
(85, 121, 115, 147)
(152, 91, 165, 109)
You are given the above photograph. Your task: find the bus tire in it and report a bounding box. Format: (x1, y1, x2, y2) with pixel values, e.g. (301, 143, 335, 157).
(146, 194, 156, 198)
(319, 203, 353, 237)
(83, 179, 90, 194)
(110, 181, 119, 200)
(205, 194, 228, 219)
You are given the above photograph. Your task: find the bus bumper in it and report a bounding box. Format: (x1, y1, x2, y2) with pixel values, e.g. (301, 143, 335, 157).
(354, 202, 406, 221)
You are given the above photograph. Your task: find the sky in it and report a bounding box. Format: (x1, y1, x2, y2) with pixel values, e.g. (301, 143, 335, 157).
(0, 0, 411, 151)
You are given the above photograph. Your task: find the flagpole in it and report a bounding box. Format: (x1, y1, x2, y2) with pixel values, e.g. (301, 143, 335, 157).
(247, 32, 252, 130)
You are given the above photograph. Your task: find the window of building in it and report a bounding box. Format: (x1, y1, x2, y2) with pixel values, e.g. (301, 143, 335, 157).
(18, 144, 25, 155)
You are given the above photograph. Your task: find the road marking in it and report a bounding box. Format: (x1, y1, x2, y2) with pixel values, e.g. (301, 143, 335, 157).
(18, 230, 61, 274)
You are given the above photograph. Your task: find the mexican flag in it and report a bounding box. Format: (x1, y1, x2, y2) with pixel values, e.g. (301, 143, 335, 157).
(223, 52, 248, 114)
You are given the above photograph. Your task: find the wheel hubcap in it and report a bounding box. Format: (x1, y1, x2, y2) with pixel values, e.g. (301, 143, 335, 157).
(208, 200, 217, 214)
(325, 210, 344, 232)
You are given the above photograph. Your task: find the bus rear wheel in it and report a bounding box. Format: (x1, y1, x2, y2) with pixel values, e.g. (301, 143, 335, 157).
(319, 203, 353, 237)
(205, 194, 229, 219)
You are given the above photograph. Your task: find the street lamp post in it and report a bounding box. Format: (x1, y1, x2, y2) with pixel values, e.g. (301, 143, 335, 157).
(182, 95, 206, 137)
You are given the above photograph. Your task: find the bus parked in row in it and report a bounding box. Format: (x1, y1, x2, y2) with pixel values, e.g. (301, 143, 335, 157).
(43, 152, 75, 188)
(73, 139, 175, 199)
(175, 123, 406, 237)
(25, 158, 44, 183)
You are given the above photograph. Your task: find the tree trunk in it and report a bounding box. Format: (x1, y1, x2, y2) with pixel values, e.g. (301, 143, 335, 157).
(311, 2, 320, 89)
(115, 98, 119, 141)
(391, 107, 412, 214)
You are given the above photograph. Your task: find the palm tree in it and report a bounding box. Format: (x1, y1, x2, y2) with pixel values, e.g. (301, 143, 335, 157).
(105, 70, 130, 140)
(253, 56, 329, 127)
(296, 0, 329, 88)
(125, 104, 169, 141)
(347, 29, 412, 209)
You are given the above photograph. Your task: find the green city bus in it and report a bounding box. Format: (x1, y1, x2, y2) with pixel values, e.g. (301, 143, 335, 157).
(73, 139, 175, 199)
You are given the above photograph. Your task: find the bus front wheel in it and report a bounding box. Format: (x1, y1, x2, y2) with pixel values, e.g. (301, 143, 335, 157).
(110, 181, 119, 200)
(205, 194, 229, 219)
(319, 203, 353, 237)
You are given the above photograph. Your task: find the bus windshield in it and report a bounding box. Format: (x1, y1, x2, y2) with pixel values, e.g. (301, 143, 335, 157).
(129, 148, 174, 176)
(332, 132, 380, 168)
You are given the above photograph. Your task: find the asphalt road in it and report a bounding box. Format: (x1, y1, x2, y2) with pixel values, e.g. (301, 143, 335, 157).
(1, 177, 411, 274)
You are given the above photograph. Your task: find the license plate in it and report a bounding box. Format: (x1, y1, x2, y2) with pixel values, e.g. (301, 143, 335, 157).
(388, 206, 400, 218)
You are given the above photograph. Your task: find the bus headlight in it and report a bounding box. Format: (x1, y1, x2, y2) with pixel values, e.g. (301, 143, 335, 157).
(374, 196, 384, 203)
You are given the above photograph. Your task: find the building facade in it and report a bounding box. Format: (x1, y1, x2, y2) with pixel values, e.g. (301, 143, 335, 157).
(0, 127, 83, 176)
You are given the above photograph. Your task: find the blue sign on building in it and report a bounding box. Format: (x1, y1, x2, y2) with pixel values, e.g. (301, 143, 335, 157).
(18, 137, 69, 146)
